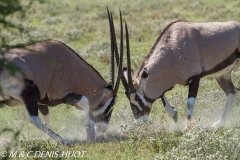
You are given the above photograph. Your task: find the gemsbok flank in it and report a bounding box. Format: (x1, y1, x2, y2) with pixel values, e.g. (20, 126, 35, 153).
(122, 20, 240, 129)
(0, 7, 124, 144)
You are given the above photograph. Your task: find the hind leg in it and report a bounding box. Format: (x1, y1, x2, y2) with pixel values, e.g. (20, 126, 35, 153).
(213, 72, 238, 128)
(21, 79, 69, 144)
(38, 105, 50, 128)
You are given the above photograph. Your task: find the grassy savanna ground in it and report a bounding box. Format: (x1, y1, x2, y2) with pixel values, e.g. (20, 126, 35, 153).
(1, 0, 240, 159)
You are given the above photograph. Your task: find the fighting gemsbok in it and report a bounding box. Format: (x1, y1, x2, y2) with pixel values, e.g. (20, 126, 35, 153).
(122, 20, 240, 129)
(0, 7, 124, 144)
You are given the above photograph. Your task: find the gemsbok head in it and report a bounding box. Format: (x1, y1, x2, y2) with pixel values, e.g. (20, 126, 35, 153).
(122, 20, 240, 129)
(0, 7, 124, 144)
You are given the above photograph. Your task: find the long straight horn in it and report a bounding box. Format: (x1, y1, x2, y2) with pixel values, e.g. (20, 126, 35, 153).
(113, 8, 124, 95)
(106, 6, 115, 86)
(125, 22, 134, 92)
(110, 11, 120, 66)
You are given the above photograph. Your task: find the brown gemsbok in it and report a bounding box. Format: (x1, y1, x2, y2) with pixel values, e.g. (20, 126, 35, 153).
(122, 20, 240, 129)
(0, 7, 124, 144)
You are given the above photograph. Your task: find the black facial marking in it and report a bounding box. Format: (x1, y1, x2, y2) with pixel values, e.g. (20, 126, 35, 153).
(89, 96, 116, 123)
(131, 93, 151, 119)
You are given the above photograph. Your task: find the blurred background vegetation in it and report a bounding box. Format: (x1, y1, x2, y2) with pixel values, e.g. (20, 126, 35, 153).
(1, 0, 240, 159)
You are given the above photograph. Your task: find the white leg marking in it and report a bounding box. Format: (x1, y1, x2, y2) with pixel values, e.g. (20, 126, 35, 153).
(163, 96, 177, 120)
(134, 115, 148, 123)
(76, 96, 89, 109)
(187, 97, 196, 119)
(76, 96, 95, 140)
(92, 97, 114, 116)
(28, 114, 68, 144)
(213, 92, 238, 128)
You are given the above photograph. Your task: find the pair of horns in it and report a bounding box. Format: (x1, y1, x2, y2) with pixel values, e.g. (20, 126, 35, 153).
(107, 6, 124, 95)
(107, 6, 134, 95)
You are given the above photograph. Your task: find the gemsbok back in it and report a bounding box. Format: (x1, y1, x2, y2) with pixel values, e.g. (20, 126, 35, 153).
(0, 8, 124, 144)
(122, 20, 240, 129)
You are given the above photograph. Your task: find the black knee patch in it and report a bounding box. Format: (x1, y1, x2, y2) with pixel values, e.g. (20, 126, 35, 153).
(21, 79, 38, 116)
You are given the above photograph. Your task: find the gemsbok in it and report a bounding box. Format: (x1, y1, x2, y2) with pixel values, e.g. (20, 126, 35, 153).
(122, 20, 240, 129)
(0, 7, 123, 144)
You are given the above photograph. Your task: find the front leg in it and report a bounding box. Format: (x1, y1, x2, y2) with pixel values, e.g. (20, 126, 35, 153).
(183, 77, 200, 131)
(75, 96, 95, 141)
(85, 113, 95, 141)
(161, 96, 178, 122)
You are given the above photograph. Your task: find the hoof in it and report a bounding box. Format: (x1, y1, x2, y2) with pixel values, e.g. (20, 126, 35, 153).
(61, 139, 73, 146)
(86, 133, 96, 142)
(181, 119, 196, 133)
(181, 123, 189, 133)
(172, 111, 178, 123)
(86, 127, 95, 142)
(212, 120, 223, 129)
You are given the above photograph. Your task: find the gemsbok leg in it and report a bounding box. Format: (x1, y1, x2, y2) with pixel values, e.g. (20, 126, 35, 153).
(182, 77, 200, 130)
(187, 77, 200, 121)
(161, 96, 178, 122)
(38, 105, 51, 128)
(213, 72, 238, 127)
(21, 79, 68, 144)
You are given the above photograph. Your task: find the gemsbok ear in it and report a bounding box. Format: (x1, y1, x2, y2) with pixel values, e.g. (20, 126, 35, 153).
(122, 67, 134, 84)
(105, 83, 113, 95)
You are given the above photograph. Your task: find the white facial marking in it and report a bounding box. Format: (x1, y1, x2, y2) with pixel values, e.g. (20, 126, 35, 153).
(187, 97, 196, 117)
(163, 96, 176, 118)
(106, 97, 117, 116)
(134, 115, 148, 123)
(130, 93, 142, 111)
(136, 92, 151, 108)
(92, 97, 114, 117)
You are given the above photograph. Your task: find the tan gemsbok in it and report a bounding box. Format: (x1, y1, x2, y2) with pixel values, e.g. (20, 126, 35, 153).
(122, 20, 240, 129)
(0, 7, 123, 144)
